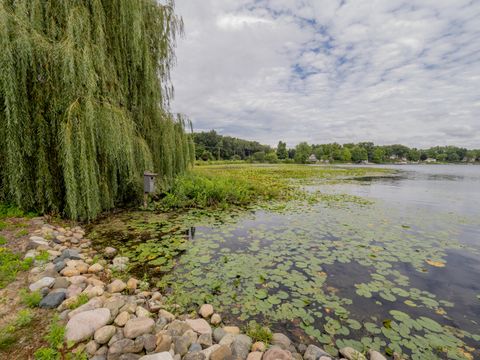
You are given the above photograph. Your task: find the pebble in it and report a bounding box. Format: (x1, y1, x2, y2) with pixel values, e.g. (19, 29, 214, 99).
(272, 333, 291, 350)
(139, 353, 174, 360)
(29, 276, 55, 292)
(186, 318, 212, 335)
(210, 345, 232, 360)
(155, 334, 173, 352)
(231, 334, 253, 360)
(263, 348, 292, 360)
(115, 311, 131, 326)
(107, 279, 127, 293)
(247, 352, 263, 360)
(88, 263, 104, 273)
(210, 313, 221, 325)
(339, 347, 367, 360)
(124, 317, 155, 339)
(94, 325, 117, 344)
(199, 304, 214, 318)
(127, 277, 139, 290)
(223, 326, 240, 335)
(251, 342, 266, 352)
(303, 345, 332, 360)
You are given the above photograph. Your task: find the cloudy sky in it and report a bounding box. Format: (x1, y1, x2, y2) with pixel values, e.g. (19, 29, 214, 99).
(171, 0, 480, 148)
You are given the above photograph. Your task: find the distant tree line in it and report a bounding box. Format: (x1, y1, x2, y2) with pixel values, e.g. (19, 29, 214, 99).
(194, 131, 480, 164)
(194, 131, 272, 160)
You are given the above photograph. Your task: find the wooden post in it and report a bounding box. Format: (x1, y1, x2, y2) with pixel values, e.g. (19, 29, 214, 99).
(143, 192, 148, 209)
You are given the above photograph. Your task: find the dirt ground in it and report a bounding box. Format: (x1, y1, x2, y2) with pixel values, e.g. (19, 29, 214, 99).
(0, 217, 59, 359)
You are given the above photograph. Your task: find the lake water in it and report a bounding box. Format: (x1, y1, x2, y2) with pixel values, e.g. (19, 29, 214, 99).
(92, 165, 480, 359)
(158, 165, 480, 359)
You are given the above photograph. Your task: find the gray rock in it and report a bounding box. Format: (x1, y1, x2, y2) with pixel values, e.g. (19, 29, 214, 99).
(200, 345, 221, 360)
(109, 339, 136, 354)
(141, 333, 157, 352)
(156, 317, 169, 332)
(272, 333, 291, 350)
(167, 320, 192, 337)
(104, 247, 118, 258)
(184, 353, 206, 360)
(29, 276, 55, 292)
(198, 333, 212, 348)
(139, 353, 174, 360)
(53, 276, 69, 289)
(112, 256, 129, 271)
(85, 340, 99, 355)
(65, 308, 111, 343)
(28, 236, 49, 249)
(174, 335, 192, 356)
(124, 317, 155, 339)
(231, 334, 252, 360)
(61, 248, 81, 260)
(304, 345, 332, 360)
(119, 355, 142, 360)
(213, 328, 226, 343)
(39, 291, 66, 308)
(54, 260, 66, 272)
(94, 325, 116, 345)
(189, 343, 203, 352)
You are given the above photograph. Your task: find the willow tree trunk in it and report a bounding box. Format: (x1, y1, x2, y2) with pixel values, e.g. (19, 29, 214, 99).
(0, 0, 193, 220)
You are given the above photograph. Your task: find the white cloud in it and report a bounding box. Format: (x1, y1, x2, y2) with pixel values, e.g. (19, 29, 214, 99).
(171, 0, 480, 148)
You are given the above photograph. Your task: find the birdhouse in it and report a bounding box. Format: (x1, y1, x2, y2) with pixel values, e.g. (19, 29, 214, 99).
(143, 171, 158, 193)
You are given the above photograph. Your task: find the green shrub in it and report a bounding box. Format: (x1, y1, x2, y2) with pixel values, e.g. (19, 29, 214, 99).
(159, 173, 259, 210)
(0, 236, 7, 245)
(20, 289, 43, 307)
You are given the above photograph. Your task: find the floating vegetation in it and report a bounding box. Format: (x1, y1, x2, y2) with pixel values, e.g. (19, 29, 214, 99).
(89, 165, 480, 359)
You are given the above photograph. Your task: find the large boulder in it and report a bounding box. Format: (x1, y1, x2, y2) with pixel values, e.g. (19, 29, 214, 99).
(65, 308, 111, 343)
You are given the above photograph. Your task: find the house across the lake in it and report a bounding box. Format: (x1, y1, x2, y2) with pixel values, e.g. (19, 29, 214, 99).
(307, 154, 318, 163)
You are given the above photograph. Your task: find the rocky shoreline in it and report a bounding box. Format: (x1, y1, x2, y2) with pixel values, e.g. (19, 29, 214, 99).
(25, 218, 393, 360)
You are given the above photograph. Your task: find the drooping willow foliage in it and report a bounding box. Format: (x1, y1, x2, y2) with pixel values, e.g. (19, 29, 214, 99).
(0, 0, 194, 220)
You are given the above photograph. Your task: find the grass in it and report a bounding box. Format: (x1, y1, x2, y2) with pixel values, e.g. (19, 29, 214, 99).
(67, 293, 89, 310)
(33, 316, 88, 360)
(20, 289, 43, 308)
(158, 164, 391, 210)
(0, 309, 34, 350)
(0, 246, 33, 289)
(245, 320, 273, 344)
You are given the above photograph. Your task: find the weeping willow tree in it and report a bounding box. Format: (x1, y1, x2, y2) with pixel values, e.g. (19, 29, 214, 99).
(0, 0, 194, 220)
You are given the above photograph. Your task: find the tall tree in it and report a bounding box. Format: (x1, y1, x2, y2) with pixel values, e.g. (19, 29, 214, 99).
(0, 0, 193, 220)
(276, 141, 288, 159)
